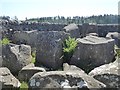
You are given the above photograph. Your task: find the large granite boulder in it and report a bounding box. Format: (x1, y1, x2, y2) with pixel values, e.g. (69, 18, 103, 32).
(0, 67, 21, 89)
(70, 35, 115, 72)
(28, 70, 106, 89)
(12, 30, 38, 47)
(89, 58, 120, 88)
(106, 32, 120, 48)
(63, 23, 80, 38)
(2, 43, 32, 74)
(35, 31, 69, 70)
(18, 63, 46, 82)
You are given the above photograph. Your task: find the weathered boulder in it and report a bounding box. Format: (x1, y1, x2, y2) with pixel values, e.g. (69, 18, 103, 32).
(63, 23, 80, 38)
(12, 30, 38, 47)
(81, 23, 98, 37)
(18, 63, 46, 81)
(2, 43, 32, 74)
(98, 26, 109, 37)
(106, 32, 120, 48)
(63, 63, 85, 74)
(28, 70, 106, 89)
(0, 67, 21, 89)
(89, 58, 120, 88)
(70, 35, 115, 72)
(35, 31, 69, 70)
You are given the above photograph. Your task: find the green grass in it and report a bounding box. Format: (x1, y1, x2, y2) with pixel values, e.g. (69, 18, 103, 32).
(63, 36, 77, 53)
(31, 51, 36, 63)
(31, 57, 36, 63)
(116, 49, 120, 58)
(63, 36, 78, 63)
(20, 82, 28, 90)
(0, 37, 11, 45)
(114, 45, 120, 58)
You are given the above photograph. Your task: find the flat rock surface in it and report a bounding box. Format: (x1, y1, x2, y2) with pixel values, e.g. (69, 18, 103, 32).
(77, 35, 114, 44)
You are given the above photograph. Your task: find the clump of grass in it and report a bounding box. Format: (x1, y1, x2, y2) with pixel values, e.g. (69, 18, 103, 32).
(31, 51, 36, 63)
(20, 81, 28, 90)
(63, 36, 78, 63)
(0, 37, 11, 45)
(63, 36, 77, 53)
(31, 57, 36, 64)
(32, 51, 36, 58)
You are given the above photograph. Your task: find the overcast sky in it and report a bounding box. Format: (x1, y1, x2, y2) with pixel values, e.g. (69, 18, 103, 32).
(0, 0, 119, 20)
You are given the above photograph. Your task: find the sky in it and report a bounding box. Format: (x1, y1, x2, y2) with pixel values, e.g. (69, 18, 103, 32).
(0, 0, 119, 20)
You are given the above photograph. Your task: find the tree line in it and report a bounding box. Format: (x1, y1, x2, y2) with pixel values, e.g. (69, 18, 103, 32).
(0, 14, 119, 24)
(26, 14, 118, 24)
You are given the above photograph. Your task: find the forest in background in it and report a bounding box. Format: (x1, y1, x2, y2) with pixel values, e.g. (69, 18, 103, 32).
(26, 14, 118, 24)
(0, 14, 119, 24)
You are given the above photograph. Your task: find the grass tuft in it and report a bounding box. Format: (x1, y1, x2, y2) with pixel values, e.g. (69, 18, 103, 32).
(20, 81, 28, 90)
